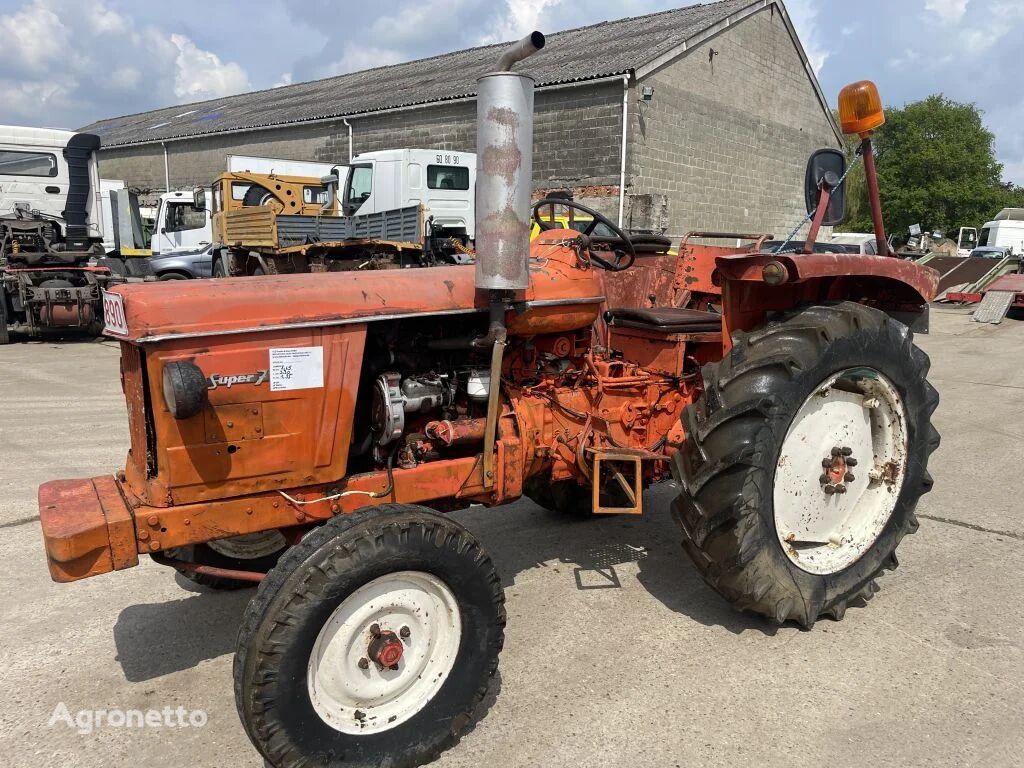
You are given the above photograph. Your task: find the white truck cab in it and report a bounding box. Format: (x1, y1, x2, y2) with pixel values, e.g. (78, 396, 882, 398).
(342, 149, 475, 240)
(151, 190, 212, 255)
(0, 125, 103, 244)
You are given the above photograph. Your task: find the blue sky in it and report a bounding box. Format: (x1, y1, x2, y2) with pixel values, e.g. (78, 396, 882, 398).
(1, 0, 1021, 183)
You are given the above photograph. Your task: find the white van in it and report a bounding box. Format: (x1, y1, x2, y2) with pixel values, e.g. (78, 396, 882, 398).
(978, 209, 1024, 255)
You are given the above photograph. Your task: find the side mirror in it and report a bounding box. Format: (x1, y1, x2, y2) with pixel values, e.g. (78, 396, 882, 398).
(192, 186, 207, 211)
(320, 173, 338, 210)
(804, 148, 846, 226)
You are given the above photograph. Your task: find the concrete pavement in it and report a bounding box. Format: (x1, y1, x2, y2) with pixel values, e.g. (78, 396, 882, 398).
(1, 307, 1021, 768)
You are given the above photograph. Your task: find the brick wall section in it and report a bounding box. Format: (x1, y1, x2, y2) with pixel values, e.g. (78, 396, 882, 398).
(97, 81, 624, 209)
(628, 6, 840, 240)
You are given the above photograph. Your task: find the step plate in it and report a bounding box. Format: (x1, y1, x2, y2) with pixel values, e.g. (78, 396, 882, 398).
(973, 291, 1015, 324)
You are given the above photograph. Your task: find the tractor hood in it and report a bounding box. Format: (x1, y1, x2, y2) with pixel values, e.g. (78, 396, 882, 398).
(105, 232, 604, 344)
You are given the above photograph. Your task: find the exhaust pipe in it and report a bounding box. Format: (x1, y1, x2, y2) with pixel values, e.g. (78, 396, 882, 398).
(474, 31, 545, 487)
(475, 31, 545, 292)
(496, 30, 546, 72)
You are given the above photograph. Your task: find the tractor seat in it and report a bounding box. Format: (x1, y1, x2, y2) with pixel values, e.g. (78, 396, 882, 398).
(605, 307, 722, 333)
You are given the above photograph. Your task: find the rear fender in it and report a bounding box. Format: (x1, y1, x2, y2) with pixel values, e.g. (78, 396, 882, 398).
(714, 253, 939, 344)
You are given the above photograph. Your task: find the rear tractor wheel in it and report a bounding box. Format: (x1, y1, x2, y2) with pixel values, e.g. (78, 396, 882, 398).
(235, 504, 505, 768)
(673, 302, 940, 626)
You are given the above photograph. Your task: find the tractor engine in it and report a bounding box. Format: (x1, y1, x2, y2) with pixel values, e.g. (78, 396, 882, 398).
(354, 308, 694, 513)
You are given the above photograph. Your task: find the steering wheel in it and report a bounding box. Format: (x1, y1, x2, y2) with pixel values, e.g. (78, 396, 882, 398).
(531, 198, 636, 271)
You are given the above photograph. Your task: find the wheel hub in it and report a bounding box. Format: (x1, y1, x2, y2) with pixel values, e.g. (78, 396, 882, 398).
(774, 368, 908, 575)
(819, 446, 857, 494)
(307, 570, 462, 735)
(368, 628, 405, 669)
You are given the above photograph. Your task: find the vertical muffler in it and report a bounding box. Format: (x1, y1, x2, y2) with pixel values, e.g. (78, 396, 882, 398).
(474, 30, 545, 291)
(474, 30, 545, 488)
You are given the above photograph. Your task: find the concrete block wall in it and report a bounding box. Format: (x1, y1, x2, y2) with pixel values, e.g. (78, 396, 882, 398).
(97, 120, 339, 203)
(628, 6, 841, 241)
(321, 80, 624, 215)
(96, 81, 624, 210)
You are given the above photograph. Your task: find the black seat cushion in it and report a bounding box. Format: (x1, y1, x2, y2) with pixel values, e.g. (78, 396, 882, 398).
(605, 307, 721, 333)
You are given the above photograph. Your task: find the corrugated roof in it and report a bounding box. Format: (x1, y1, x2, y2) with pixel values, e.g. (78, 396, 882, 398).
(80, 0, 755, 147)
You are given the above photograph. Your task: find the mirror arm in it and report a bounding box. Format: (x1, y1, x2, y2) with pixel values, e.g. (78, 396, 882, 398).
(801, 181, 832, 254)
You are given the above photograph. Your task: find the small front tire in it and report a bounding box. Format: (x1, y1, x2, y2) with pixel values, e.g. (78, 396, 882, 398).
(235, 504, 505, 768)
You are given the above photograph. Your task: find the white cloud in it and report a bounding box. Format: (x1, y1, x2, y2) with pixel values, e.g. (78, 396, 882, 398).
(318, 46, 406, 78)
(924, 0, 969, 23)
(0, 0, 251, 128)
(0, 1, 68, 75)
(479, 0, 565, 45)
(783, 0, 829, 74)
(170, 33, 250, 100)
(956, 1, 1024, 53)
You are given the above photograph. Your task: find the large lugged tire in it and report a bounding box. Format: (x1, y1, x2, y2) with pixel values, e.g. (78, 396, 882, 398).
(235, 504, 505, 768)
(672, 302, 940, 627)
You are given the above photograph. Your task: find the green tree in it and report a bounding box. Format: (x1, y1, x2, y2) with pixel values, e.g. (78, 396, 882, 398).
(835, 95, 1018, 241)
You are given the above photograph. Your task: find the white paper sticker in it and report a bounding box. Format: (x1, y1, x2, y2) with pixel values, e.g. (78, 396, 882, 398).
(269, 346, 324, 391)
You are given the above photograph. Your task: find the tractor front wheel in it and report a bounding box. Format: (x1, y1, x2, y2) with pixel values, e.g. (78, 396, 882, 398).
(673, 302, 939, 627)
(234, 504, 505, 768)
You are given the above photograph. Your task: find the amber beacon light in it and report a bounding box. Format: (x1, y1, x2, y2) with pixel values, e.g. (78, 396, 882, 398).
(838, 80, 885, 136)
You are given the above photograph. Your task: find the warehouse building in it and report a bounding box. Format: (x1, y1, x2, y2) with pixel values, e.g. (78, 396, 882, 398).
(81, 0, 842, 240)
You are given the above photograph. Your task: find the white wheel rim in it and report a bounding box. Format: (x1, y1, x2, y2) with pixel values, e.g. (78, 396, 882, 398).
(773, 368, 908, 575)
(206, 531, 286, 560)
(307, 570, 461, 735)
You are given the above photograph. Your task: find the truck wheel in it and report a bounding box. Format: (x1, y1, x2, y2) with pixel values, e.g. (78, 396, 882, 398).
(672, 302, 939, 627)
(235, 504, 505, 768)
(171, 531, 288, 590)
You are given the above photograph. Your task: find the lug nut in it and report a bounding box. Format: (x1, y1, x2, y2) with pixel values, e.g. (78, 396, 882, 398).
(824, 485, 836, 495)
(400, 626, 411, 638)
(841, 447, 853, 456)
(358, 658, 369, 670)
(846, 457, 858, 467)
(831, 446, 842, 456)
(369, 623, 381, 638)
(835, 484, 847, 494)
(819, 474, 829, 484)
(822, 458, 832, 468)
(844, 472, 855, 482)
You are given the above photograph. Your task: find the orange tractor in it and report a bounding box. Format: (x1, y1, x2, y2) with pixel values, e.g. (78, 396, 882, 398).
(39, 33, 939, 768)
